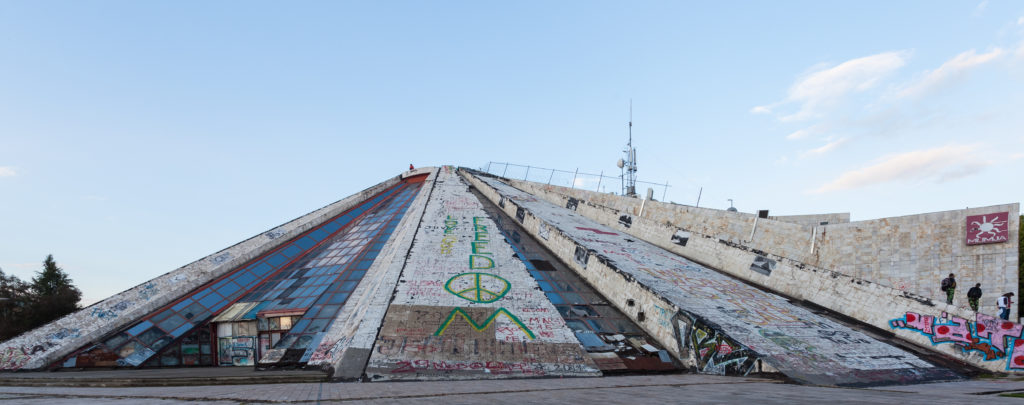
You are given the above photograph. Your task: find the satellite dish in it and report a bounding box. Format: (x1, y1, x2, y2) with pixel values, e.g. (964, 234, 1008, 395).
(616, 158, 625, 169)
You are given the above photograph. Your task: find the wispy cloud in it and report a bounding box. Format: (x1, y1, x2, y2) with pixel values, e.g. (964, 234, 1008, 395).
(897, 48, 1004, 98)
(800, 138, 850, 158)
(811, 144, 990, 193)
(753, 51, 908, 122)
(0, 167, 15, 177)
(975, 1, 989, 15)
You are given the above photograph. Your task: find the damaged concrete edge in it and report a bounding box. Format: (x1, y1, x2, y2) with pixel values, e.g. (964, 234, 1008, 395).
(305, 167, 441, 380)
(460, 169, 720, 372)
(0, 171, 419, 371)
(483, 171, 1015, 373)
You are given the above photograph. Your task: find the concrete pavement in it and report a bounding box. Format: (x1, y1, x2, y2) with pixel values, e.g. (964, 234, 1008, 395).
(3, 374, 1024, 404)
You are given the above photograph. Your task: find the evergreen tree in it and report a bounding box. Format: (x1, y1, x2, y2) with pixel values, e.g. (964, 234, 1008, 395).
(0, 268, 32, 341)
(26, 254, 82, 330)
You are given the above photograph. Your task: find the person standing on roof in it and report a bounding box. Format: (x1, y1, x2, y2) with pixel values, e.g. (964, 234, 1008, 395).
(998, 293, 1015, 320)
(940, 273, 956, 305)
(409, 164, 415, 170)
(967, 283, 982, 311)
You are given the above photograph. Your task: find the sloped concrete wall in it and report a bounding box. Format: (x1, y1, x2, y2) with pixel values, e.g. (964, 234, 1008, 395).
(306, 167, 439, 379)
(0, 174, 406, 371)
(364, 167, 599, 380)
(505, 180, 1018, 317)
(465, 171, 958, 386)
(492, 174, 1021, 373)
(770, 213, 850, 226)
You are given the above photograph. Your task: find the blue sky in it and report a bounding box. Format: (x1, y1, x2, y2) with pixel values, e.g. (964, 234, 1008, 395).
(1, 1, 1022, 304)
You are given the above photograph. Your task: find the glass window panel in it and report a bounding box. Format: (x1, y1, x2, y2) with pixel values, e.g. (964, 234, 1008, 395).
(137, 327, 165, 345)
(127, 320, 154, 336)
(157, 314, 188, 333)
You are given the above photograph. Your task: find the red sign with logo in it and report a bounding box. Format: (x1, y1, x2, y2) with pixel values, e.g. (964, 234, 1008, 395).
(966, 212, 1010, 245)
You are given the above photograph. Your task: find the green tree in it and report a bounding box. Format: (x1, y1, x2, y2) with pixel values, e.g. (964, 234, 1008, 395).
(26, 254, 82, 330)
(0, 268, 32, 341)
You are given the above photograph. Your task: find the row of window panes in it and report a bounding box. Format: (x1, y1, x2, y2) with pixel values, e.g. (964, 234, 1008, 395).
(84, 182, 410, 367)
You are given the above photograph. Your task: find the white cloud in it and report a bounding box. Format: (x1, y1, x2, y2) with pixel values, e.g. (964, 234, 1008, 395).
(0, 167, 15, 177)
(897, 48, 1004, 98)
(811, 145, 990, 193)
(1012, 153, 1024, 160)
(773, 51, 909, 122)
(750, 105, 772, 114)
(1017, 16, 1024, 25)
(975, 1, 988, 15)
(786, 127, 815, 140)
(800, 138, 850, 158)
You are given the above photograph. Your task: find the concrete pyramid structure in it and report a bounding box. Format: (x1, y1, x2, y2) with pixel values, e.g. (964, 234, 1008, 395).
(1, 166, 1018, 386)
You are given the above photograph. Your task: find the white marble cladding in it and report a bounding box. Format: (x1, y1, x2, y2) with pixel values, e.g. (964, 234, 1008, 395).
(502, 179, 1018, 317)
(487, 174, 1019, 373)
(305, 167, 438, 373)
(467, 172, 952, 386)
(364, 166, 598, 380)
(0, 173, 409, 371)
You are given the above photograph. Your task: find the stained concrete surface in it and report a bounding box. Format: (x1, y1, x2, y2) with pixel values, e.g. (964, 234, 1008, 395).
(3, 374, 1024, 404)
(471, 174, 961, 386)
(364, 167, 598, 380)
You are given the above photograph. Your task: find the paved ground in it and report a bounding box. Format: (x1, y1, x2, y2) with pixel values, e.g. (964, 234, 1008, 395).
(3, 373, 1024, 404)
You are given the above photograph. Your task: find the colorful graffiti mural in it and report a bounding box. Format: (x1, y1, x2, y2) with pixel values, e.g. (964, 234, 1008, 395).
(890, 311, 1024, 370)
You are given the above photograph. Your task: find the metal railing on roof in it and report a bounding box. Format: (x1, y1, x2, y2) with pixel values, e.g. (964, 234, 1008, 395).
(481, 161, 671, 201)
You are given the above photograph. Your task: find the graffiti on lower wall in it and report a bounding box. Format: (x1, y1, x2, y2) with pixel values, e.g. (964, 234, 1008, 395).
(676, 313, 758, 375)
(890, 311, 1024, 370)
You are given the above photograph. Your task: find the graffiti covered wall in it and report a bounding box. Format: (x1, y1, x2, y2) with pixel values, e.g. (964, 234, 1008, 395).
(466, 170, 960, 386)
(305, 168, 437, 379)
(491, 173, 1022, 373)
(364, 167, 599, 380)
(890, 311, 1024, 370)
(0, 175, 404, 371)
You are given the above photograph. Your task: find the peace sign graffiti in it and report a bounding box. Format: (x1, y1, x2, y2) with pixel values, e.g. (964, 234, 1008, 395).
(444, 272, 511, 303)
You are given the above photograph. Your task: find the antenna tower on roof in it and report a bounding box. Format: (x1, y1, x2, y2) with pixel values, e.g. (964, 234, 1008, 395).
(617, 100, 638, 197)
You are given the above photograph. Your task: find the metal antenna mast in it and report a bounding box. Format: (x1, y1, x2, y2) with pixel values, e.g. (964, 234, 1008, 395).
(618, 100, 638, 197)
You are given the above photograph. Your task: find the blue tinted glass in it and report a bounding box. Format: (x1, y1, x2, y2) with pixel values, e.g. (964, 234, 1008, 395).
(170, 323, 193, 337)
(267, 253, 288, 266)
(546, 293, 565, 305)
(171, 299, 193, 312)
(328, 292, 349, 304)
(347, 270, 366, 280)
(340, 281, 357, 291)
(251, 263, 273, 276)
(282, 245, 303, 258)
(311, 228, 330, 241)
(127, 320, 154, 336)
(157, 314, 187, 332)
(198, 294, 220, 308)
(295, 237, 315, 250)
(561, 293, 583, 304)
(537, 281, 553, 291)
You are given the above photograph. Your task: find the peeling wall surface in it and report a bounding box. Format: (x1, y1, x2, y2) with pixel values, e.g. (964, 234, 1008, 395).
(365, 167, 599, 380)
(469, 173, 959, 386)
(0, 175, 403, 371)
(502, 180, 1018, 317)
(305, 168, 439, 379)
(495, 176, 1023, 372)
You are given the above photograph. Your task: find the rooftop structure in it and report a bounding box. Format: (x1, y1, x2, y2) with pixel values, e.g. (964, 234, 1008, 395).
(0, 166, 1019, 387)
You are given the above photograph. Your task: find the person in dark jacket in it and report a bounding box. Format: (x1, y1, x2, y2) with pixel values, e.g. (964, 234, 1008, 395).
(967, 283, 982, 311)
(940, 273, 957, 304)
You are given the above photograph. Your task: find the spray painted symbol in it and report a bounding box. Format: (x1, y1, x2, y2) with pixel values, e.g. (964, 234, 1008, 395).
(445, 273, 510, 303)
